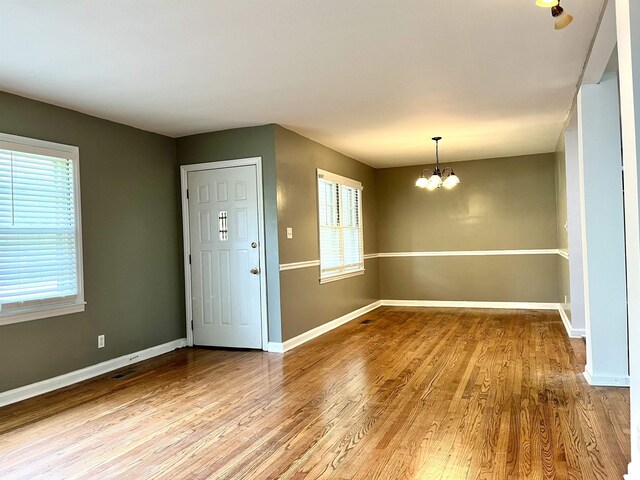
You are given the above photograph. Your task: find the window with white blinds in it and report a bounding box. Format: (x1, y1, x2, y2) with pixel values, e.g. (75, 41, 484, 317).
(317, 169, 364, 283)
(0, 133, 84, 325)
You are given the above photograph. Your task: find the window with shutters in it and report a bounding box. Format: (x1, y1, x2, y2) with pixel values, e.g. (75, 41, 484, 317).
(0, 133, 84, 325)
(317, 169, 364, 283)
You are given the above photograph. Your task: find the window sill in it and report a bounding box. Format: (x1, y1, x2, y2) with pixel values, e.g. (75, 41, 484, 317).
(0, 302, 86, 326)
(320, 269, 365, 284)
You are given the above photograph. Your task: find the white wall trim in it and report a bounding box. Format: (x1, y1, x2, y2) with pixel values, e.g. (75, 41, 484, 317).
(280, 249, 565, 271)
(557, 304, 585, 338)
(266, 300, 584, 354)
(0, 338, 187, 408)
(375, 249, 561, 258)
(279, 260, 320, 271)
(267, 301, 381, 353)
(280, 256, 377, 271)
(379, 299, 559, 310)
(626, 461, 640, 480)
(381, 300, 585, 338)
(266, 341, 285, 353)
(319, 269, 365, 284)
(0, 302, 86, 327)
(317, 168, 363, 191)
(180, 157, 269, 350)
(583, 364, 630, 387)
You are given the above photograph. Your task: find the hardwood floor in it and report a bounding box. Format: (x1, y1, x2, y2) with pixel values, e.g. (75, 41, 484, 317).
(0, 307, 630, 479)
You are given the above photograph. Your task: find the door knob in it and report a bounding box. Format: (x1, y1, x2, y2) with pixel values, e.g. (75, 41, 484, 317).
(251, 242, 257, 248)
(250, 268, 259, 275)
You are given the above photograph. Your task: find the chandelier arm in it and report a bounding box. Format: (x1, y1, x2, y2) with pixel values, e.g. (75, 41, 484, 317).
(415, 136, 459, 190)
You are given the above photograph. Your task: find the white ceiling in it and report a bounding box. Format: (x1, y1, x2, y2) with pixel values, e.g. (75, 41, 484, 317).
(0, 0, 603, 167)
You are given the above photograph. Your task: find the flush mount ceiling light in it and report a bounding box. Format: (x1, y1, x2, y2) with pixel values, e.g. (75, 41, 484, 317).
(415, 137, 460, 191)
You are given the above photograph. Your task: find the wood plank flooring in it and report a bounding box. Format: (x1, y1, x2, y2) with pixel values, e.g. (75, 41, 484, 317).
(0, 307, 630, 479)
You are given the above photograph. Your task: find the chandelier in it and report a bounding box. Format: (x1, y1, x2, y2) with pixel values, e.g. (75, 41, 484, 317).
(415, 137, 460, 191)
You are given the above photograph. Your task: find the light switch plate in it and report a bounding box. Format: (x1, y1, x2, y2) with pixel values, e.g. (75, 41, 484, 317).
(98, 334, 105, 348)
(286, 227, 293, 239)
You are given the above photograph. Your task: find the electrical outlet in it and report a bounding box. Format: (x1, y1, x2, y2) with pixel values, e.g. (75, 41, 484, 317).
(286, 227, 293, 239)
(98, 334, 105, 348)
(564, 295, 567, 304)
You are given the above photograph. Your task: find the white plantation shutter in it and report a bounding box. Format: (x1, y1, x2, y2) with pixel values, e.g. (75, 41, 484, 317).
(340, 185, 363, 269)
(318, 179, 341, 272)
(0, 134, 84, 322)
(317, 170, 364, 281)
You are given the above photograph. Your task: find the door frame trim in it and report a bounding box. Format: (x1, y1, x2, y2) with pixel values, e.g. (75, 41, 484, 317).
(180, 157, 269, 350)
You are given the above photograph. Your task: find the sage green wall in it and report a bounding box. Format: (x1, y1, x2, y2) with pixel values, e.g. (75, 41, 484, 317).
(377, 153, 558, 251)
(175, 125, 283, 342)
(275, 126, 379, 341)
(376, 153, 560, 303)
(0, 96, 564, 392)
(0, 92, 184, 392)
(380, 256, 559, 302)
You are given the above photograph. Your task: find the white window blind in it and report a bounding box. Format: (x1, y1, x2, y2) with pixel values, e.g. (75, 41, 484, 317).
(0, 134, 84, 323)
(317, 170, 364, 282)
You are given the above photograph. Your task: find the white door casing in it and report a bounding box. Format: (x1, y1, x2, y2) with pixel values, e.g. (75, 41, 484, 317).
(180, 158, 267, 349)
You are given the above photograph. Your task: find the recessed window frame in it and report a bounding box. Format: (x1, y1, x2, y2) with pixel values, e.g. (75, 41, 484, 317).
(316, 169, 364, 284)
(0, 132, 85, 326)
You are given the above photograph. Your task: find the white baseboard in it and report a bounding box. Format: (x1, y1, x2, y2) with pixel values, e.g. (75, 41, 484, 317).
(0, 338, 187, 408)
(266, 342, 285, 353)
(267, 300, 585, 354)
(556, 305, 585, 338)
(626, 461, 640, 479)
(379, 299, 559, 310)
(267, 301, 382, 353)
(380, 300, 587, 340)
(583, 364, 630, 387)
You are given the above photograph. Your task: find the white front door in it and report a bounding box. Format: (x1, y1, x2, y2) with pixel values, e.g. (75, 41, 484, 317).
(187, 165, 262, 348)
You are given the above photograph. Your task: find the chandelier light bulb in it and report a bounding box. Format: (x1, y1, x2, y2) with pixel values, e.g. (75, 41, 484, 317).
(427, 173, 443, 189)
(442, 172, 460, 189)
(425, 180, 440, 191)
